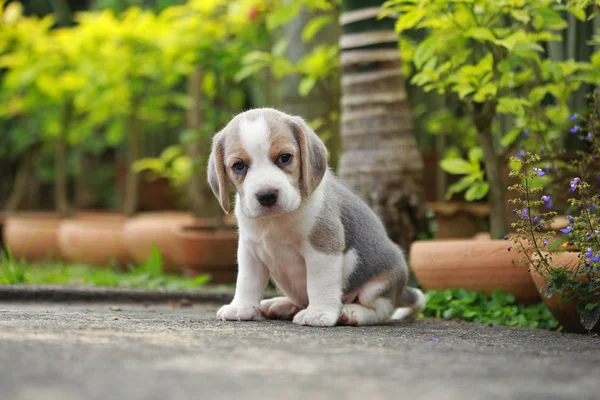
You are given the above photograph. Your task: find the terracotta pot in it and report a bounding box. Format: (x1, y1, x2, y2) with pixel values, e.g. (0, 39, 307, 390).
(3, 213, 61, 261)
(124, 211, 194, 273)
(530, 252, 600, 333)
(172, 218, 238, 284)
(409, 239, 540, 304)
(57, 217, 131, 266)
(427, 202, 489, 239)
(115, 161, 180, 211)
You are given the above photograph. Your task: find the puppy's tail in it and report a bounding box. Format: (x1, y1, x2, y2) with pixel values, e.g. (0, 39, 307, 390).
(390, 287, 426, 321)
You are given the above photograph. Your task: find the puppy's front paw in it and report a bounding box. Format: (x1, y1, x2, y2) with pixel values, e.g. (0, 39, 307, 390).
(293, 307, 339, 327)
(216, 303, 260, 321)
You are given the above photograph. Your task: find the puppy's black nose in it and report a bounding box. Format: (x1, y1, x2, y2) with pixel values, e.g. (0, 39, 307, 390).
(256, 189, 278, 207)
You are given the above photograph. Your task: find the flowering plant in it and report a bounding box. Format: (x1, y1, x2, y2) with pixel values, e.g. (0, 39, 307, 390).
(509, 91, 600, 332)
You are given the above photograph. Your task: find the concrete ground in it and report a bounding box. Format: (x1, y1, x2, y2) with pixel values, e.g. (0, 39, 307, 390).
(1, 302, 599, 400)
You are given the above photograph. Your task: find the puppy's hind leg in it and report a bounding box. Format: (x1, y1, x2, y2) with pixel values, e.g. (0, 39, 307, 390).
(259, 297, 300, 320)
(391, 287, 426, 321)
(338, 273, 396, 326)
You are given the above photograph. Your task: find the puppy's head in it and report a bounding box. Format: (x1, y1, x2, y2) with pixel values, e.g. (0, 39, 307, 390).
(207, 108, 328, 218)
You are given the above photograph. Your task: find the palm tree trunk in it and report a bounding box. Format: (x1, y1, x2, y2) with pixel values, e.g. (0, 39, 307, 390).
(338, 0, 425, 250)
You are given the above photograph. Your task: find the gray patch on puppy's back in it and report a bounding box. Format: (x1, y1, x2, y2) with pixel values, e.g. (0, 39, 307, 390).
(327, 175, 408, 294)
(308, 189, 344, 254)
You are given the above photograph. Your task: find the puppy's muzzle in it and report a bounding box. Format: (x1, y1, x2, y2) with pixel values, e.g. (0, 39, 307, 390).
(256, 189, 279, 207)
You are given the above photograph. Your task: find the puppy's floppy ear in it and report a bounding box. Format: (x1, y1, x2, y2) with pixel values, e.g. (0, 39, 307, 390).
(290, 116, 328, 196)
(207, 131, 231, 214)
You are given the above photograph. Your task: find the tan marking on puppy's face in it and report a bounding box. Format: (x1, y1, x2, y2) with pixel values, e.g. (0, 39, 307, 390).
(207, 108, 328, 218)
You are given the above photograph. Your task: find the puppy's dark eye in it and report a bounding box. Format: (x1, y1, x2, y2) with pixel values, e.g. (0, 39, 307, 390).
(232, 161, 247, 174)
(277, 153, 292, 165)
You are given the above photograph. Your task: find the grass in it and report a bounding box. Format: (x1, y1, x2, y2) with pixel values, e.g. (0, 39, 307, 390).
(0, 246, 211, 291)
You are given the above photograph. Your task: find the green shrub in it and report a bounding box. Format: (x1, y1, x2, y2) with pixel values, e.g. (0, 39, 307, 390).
(423, 288, 560, 330)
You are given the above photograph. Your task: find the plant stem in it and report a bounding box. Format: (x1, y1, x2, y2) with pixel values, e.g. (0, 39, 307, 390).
(4, 144, 39, 213)
(186, 67, 208, 219)
(475, 103, 508, 238)
(123, 98, 143, 217)
(55, 99, 74, 218)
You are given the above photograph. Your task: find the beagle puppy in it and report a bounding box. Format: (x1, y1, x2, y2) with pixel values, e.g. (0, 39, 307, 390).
(208, 108, 425, 327)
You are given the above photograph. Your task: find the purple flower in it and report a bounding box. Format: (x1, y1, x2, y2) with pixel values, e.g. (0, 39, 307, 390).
(533, 167, 546, 177)
(522, 129, 530, 138)
(592, 255, 600, 263)
(570, 177, 580, 192)
(541, 195, 551, 202)
(587, 234, 592, 241)
(516, 149, 525, 159)
(570, 125, 581, 134)
(586, 247, 594, 258)
(589, 204, 596, 212)
(543, 238, 549, 247)
(429, 337, 439, 342)
(569, 113, 579, 121)
(567, 215, 574, 224)
(586, 132, 593, 141)
(541, 146, 546, 156)
(519, 208, 529, 218)
(503, 234, 509, 240)
(560, 226, 573, 234)
(532, 215, 539, 223)
(540, 223, 545, 229)
(545, 200, 554, 209)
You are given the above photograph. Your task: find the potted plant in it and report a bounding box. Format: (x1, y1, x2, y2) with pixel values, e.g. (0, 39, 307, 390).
(0, 5, 63, 261)
(510, 91, 600, 333)
(54, 6, 203, 267)
(387, 0, 594, 300)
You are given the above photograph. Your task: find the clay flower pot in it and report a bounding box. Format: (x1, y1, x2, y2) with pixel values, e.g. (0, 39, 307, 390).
(3, 213, 61, 261)
(172, 218, 238, 284)
(57, 215, 131, 266)
(427, 202, 489, 239)
(530, 252, 600, 333)
(124, 211, 194, 273)
(409, 239, 540, 304)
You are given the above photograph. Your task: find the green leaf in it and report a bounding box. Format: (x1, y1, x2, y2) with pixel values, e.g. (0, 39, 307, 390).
(501, 128, 522, 148)
(298, 76, 317, 97)
(445, 176, 476, 200)
(266, 3, 301, 31)
(529, 87, 548, 104)
(465, 27, 495, 42)
(133, 158, 164, 174)
(468, 147, 483, 163)
(413, 37, 436, 70)
(579, 303, 600, 331)
(272, 38, 288, 57)
(465, 181, 489, 201)
(234, 62, 268, 82)
(532, 9, 567, 30)
(302, 15, 332, 42)
(202, 70, 217, 99)
(498, 97, 525, 117)
(440, 158, 473, 175)
(395, 9, 426, 34)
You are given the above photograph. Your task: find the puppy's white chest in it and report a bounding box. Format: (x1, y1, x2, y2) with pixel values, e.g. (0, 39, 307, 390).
(252, 229, 309, 307)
